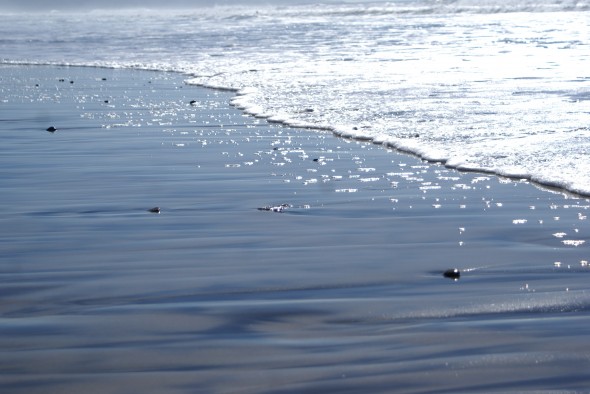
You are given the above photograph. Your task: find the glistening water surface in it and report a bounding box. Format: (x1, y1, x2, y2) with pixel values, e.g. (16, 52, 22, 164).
(1, 65, 590, 392)
(1, 0, 589, 193)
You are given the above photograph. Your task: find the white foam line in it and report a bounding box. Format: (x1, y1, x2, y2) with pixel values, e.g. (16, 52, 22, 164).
(6, 60, 587, 198)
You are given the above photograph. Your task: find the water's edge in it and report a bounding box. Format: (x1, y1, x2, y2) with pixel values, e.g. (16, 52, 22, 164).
(5, 60, 585, 199)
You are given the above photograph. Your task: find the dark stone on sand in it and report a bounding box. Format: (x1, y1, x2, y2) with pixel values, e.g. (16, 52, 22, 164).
(101, 77, 107, 81)
(104, 100, 109, 103)
(46, 126, 57, 132)
(148, 207, 161, 213)
(70, 80, 74, 84)
(353, 127, 358, 130)
(443, 268, 461, 280)
(58, 78, 65, 82)
(312, 158, 319, 162)
(189, 100, 197, 105)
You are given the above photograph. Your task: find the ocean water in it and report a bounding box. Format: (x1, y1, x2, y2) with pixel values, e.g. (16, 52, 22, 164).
(1, 0, 589, 194)
(2, 2, 590, 392)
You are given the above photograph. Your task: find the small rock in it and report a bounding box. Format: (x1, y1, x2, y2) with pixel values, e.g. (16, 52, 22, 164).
(46, 126, 57, 132)
(443, 268, 461, 280)
(189, 100, 197, 105)
(148, 207, 161, 214)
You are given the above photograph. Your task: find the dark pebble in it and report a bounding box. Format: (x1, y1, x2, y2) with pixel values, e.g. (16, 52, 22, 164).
(312, 158, 319, 162)
(46, 126, 57, 132)
(104, 100, 109, 103)
(443, 268, 461, 280)
(148, 207, 161, 213)
(101, 77, 107, 81)
(189, 100, 197, 105)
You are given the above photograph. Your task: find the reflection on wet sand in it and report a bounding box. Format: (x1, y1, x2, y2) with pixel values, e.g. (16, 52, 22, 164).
(1, 65, 590, 393)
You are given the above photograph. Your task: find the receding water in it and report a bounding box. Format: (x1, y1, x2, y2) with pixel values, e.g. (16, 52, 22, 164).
(2, 1, 590, 194)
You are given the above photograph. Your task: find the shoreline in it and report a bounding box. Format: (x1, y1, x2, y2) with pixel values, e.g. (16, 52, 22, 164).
(3, 61, 588, 199)
(2, 64, 590, 392)
(194, 80, 590, 200)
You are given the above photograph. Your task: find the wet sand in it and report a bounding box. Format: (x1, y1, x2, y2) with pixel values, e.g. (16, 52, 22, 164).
(1, 64, 590, 393)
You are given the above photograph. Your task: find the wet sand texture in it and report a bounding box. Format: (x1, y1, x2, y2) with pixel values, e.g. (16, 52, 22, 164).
(1, 65, 590, 393)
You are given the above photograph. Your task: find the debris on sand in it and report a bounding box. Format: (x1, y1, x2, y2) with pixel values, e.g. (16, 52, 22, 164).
(257, 204, 291, 213)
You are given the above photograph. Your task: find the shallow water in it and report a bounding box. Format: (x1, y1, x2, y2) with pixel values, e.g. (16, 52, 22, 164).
(1, 65, 590, 392)
(1, 1, 590, 194)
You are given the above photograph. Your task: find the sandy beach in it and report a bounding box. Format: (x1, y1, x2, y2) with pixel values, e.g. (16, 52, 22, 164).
(1, 64, 590, 393)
